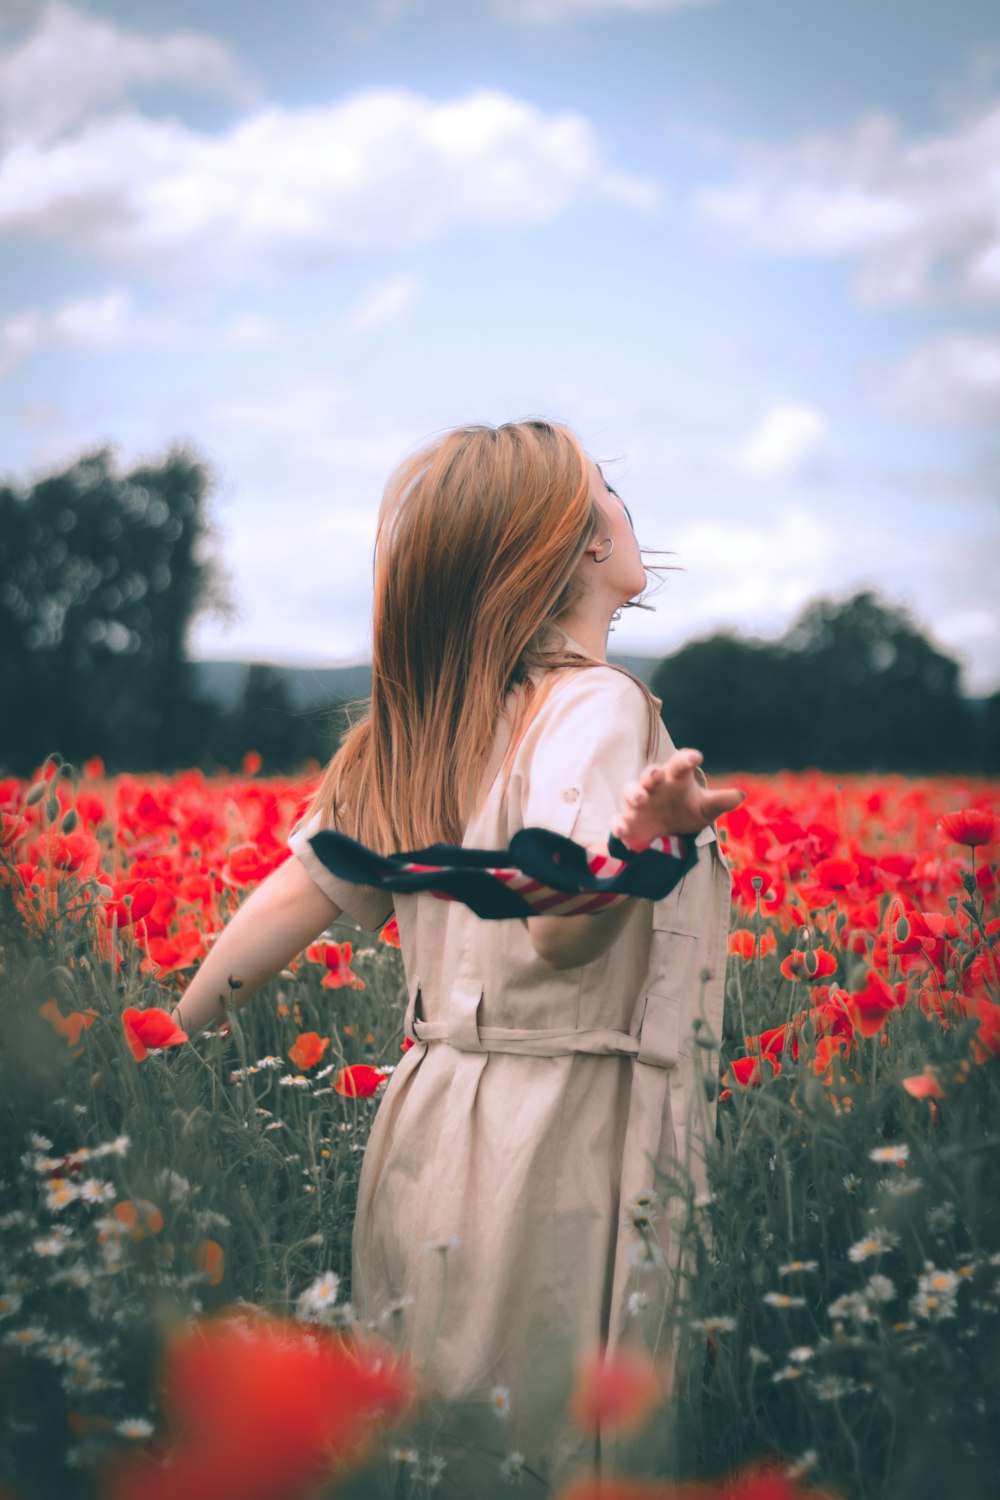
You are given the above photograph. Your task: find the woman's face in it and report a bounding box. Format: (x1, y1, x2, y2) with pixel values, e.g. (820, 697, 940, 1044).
(587, 459, 648, 602)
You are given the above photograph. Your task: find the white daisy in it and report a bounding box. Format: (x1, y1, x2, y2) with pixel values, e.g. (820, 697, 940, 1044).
(490, 1385, 511, 1419)
(116, 1417, 155, 1439)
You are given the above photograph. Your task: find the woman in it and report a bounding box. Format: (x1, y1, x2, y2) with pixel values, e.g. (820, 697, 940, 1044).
(172, 420, 743, 1494)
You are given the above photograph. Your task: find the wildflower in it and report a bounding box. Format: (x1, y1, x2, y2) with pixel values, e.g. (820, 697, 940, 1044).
(927, 1203, 956, 1235)
(499, 1450, 526, 1484)
(0, 1292, 24, 1319)
(938, 807, 999, 847)
(869, 1143, 910, 1167)
(115, 1416, 156, 1439)
(627, 1237, 665, 1271)
(763, 1292, 806, 1309)
(3, 1326, 47, 1347)
(788, 1345, 814, 1363)
(903, 1069, 945, 1100)
(845, 972, 905, 1037)
(426, 1454, 447, 1488)
(296, 1273, 341, 1321)
(842, 1172, 861, 1192)
(771, 1365, 802, 1383)
(279, 1074, 311, 1088)
(882, 1177, 922, 1198)
(748, 1345, 770, 1366)
(779, 1260, 819, 1277)
(32, 1231, 75, 1257)
(692, 1316, 737, 1334)
(255, 1056, 284, 1069)
(43, 1178, 79, 1210)
(866, 1274, 896, 1303)
(813, 1375, 855, 1401)
(334, 1064, 388, 1098)
(78, 1178, 116, 1205)
(625, 1191, 659, 1229)
(48, 1263, 93, 1289)
(785, 1449, 819, 1480)
(491, 1385, 512, 1419)
(28, 1132, 53, 1150)
(848, 1228, 899, 1262)
(121, 1005, 187, 1062)
(627, 1291, 649, 1317)
(288, 1031, 330, 1071)
(828, 1292, 873, 1323)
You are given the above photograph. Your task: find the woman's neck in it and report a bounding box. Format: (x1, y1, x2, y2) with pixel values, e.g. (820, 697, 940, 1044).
(551, 608, 613, 663)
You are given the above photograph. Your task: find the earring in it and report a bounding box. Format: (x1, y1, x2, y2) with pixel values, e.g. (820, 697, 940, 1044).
(591, 537, 614, 563)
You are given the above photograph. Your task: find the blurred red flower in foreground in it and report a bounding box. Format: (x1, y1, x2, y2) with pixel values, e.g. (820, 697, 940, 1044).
(335, 1064, 387, 1097)
(937, 807, 999, 847)
(100, 1309, 411, 1500)
(555, 1459, 831, 1499)
(121, 1006, 188, 1062)
(570, 1345, 662, 1436)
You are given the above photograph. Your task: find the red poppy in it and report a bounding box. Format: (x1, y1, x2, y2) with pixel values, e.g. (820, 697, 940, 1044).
(380, 916, 401, 948)
(902, 1069, 945, 1099)
(194, 1239, 225, 1285)
(569, 1345, 661, 1436)
(122, 1006, 188, 1062)
(103, 878, 158, 929)
(844, 971, 905, 1038)
(242, 750, 263, 777)
(938, 807, 999, 847)
(780, 947, 838, 983)
(38, 998, 99, 1054)
(305, 940, 365, 990)
(334, 1064, 387, 1098)
(812, 856, 860, 891)
(287, 1032, 329, 1071)
(729, 928, 777, 960)
(721, 1053, 781, 1100)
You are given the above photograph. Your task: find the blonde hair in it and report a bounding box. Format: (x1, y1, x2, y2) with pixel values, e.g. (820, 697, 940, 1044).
(302, 419, 660, 851)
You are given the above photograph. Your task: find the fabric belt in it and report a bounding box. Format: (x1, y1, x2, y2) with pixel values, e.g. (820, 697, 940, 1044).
(410, 1016, 673, 1065)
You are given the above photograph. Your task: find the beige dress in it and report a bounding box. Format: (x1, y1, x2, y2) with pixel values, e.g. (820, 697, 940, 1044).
(289, 640, 733, 1494)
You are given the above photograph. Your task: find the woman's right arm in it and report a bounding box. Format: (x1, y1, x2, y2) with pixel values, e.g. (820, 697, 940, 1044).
(172, 852, 342, 1035)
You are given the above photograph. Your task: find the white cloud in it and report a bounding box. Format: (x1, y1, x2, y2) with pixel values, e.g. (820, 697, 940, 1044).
(346, 274, 422, 331)
(732, 401, 828, 481)
(0, 286, 141, 376)
(694, 103, 1000, 307)
(0, 87, 657, 281)
(0, 2, 256, 148)
(876, 332, 1000, 427)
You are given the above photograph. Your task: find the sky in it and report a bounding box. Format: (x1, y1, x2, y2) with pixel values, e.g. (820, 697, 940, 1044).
(1, 0, 998, 693)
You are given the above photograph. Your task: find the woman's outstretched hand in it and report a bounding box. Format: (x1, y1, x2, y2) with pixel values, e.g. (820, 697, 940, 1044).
(611, 749, 746, 851)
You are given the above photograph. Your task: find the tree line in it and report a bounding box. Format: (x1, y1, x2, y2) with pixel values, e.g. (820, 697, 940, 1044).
(1, 448, 996, 779)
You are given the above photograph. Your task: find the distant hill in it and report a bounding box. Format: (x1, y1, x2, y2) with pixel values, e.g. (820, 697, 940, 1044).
(193, 653, 660, 710)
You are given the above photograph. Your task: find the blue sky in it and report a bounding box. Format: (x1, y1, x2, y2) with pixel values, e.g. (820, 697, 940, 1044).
(1, 0, 998, 692)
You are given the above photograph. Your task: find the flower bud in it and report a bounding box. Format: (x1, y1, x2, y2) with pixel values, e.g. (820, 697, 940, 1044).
(60, 808, 78, 834)
(25, 782, 47, 806)
(894, 916, 910, 943)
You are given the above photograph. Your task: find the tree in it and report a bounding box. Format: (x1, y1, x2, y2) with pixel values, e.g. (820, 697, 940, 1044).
(0, 446, 232, 775)
(651, 590, 976, 773)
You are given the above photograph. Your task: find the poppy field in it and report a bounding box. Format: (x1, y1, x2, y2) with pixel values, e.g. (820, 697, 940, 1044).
(0, 754, 998, 1500)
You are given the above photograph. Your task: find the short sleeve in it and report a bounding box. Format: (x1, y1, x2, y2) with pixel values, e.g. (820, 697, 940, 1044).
(516, 669, 655, 852)
(288, 810, 395, 932)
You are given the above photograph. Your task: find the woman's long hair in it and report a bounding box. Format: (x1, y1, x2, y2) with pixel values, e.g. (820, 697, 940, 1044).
(301, 419, 660, 851)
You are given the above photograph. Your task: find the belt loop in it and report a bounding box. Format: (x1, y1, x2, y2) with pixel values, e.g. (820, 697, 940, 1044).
(447, 978, 486, 1053)
(403, 972, 422, 1041)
